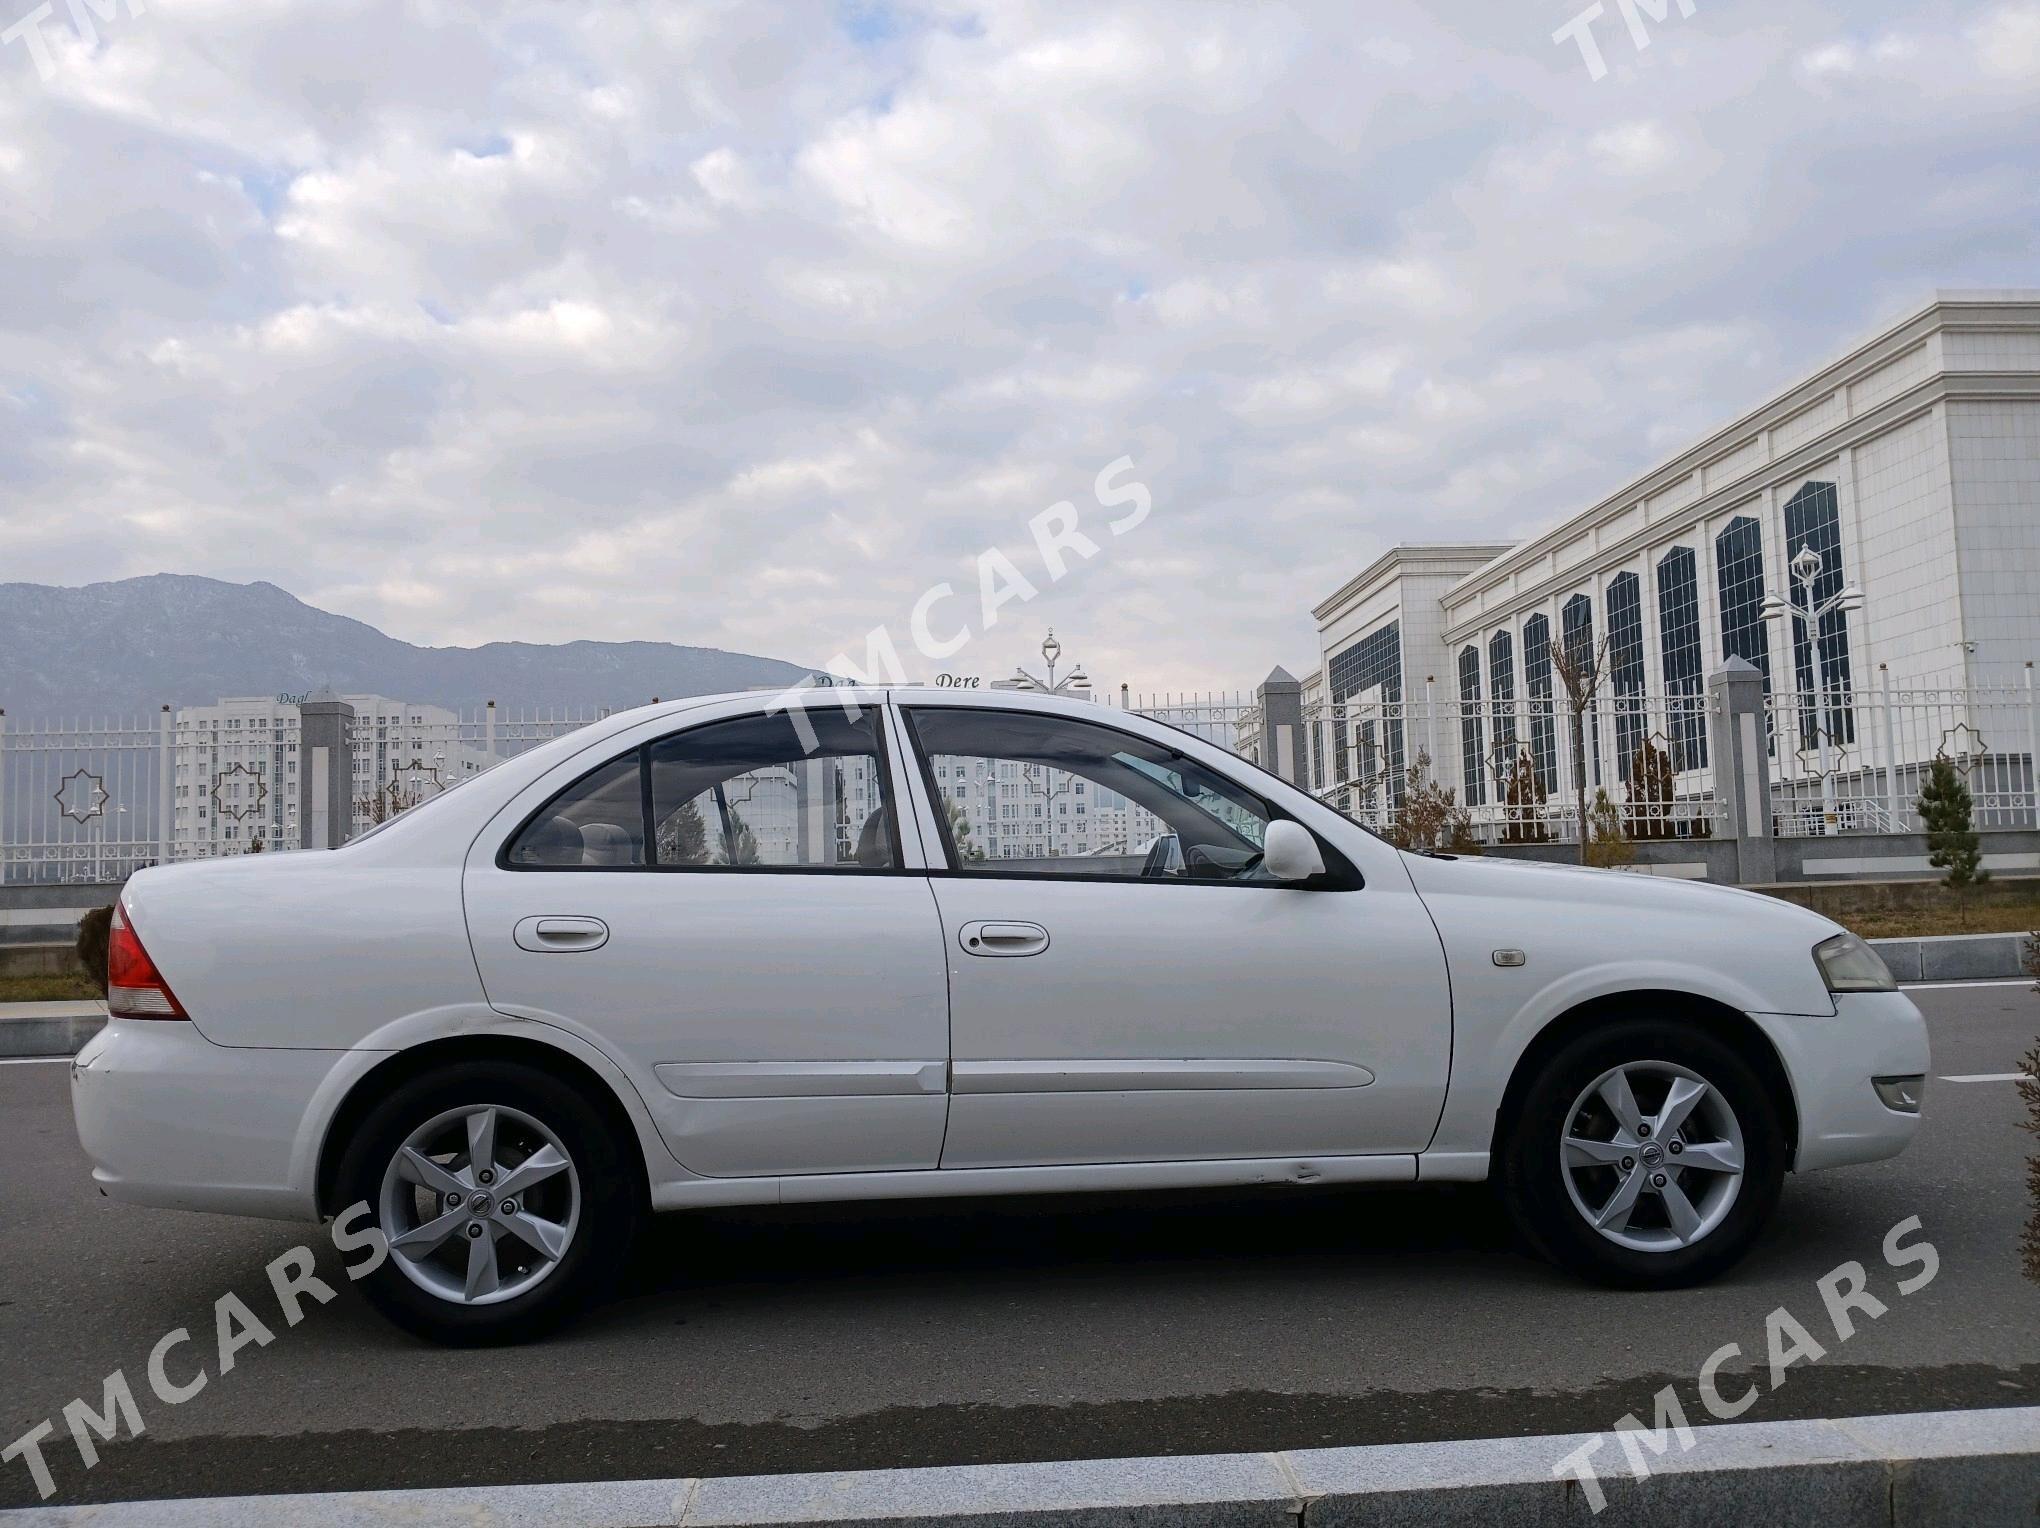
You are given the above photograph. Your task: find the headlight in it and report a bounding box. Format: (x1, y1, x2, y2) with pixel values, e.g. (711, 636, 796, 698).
(1814, 931, 1896, 993)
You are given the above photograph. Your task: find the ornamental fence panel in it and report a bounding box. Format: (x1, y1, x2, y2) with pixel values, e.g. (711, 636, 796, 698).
(1304, 690, 1721, 847)
(1762, 682, 2040, 837)
(6, 679, 2036, 883)
(0, 703, 604, 884)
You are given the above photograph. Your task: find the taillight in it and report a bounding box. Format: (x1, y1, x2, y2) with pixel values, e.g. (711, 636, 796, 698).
(107, 903, 187, 1020)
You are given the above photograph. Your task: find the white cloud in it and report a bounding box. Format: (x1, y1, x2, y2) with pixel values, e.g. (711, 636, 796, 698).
(0, 0, 2035, 689)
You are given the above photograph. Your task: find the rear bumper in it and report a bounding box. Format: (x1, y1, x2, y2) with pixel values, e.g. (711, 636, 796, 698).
(1753, 991, 1931, 1172)
(70, 1019, 343, 1222)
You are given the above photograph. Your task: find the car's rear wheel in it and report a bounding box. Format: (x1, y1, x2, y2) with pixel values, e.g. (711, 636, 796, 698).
(334, 1061, 639, 1344)
(1500, 1019, 1785, 1287)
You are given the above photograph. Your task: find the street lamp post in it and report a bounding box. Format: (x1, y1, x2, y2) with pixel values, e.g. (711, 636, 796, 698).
(1762, 546, 1864, 835)
(1009, 630, 1090, 698)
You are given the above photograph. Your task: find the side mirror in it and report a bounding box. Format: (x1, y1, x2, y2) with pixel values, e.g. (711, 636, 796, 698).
(1262, 820, 1326, 883)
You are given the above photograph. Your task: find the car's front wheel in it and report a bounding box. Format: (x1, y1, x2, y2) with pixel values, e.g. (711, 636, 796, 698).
(334, 1061, 640, 1344)
(1500, 1019, 1785, 1287)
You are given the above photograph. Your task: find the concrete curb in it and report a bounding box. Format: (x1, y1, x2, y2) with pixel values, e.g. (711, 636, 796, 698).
(2, 1406, 2034, 1526)
(1868, 930, 2034, 982)
(0, 1003, 105, 1058)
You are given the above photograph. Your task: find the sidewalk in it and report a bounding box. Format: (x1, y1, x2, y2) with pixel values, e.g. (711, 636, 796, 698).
(0, 1002, 105, 1059)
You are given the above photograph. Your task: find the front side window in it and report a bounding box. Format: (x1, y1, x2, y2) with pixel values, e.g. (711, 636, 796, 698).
(505, 709, 895, 870)
(906, 707, 1297, 884)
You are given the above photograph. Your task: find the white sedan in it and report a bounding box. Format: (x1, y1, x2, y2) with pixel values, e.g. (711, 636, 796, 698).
(73, 687, 1928, 1343)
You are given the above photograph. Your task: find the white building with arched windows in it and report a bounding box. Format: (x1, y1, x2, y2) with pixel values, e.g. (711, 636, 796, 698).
(1308, 291, 2040, 839)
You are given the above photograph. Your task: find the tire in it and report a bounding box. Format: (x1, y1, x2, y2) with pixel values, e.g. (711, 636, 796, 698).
(1499, 1018, 1785, 1288)
(334, 1060, 641, 1345)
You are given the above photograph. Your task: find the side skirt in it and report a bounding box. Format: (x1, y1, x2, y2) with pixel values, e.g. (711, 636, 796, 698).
(647, 1153, 1426, 1211)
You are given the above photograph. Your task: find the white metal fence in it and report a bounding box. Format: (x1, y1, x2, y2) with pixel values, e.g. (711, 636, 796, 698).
(0, 692, 1261, 884)
(0, 713, 173, 885)
(7, 678, 2036, 882)
(0, 704, 602, 885)
(1762, 681, 2040, 837)
(1303, 677, 2040, 846)
(1301, 690, 1720, 846)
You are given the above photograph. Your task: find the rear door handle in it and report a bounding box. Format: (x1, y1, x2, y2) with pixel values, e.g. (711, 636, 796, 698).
(514, 916, 610, 952)
(959, 920, 1050, 958)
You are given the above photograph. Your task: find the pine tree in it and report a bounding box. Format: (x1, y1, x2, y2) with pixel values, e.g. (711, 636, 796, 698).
(658, 796, 710, 865)
(946, 797, 987, 861)
(1583, 787, 1634, 868)
(1499, 749, 1549, 844)
(716, 806, 761, 866)
(1390, 750, 1479, 854)
(1625, 738, 1676, 841)
(1917, 754, 1988, 903)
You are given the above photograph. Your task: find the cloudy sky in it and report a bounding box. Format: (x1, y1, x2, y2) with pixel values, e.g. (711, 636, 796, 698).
(2, 0, 2036, 692)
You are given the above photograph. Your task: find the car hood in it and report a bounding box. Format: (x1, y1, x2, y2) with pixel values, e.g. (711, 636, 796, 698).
(1397, 851, 1842, 937)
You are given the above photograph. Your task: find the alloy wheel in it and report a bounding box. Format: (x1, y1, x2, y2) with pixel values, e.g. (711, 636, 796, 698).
(376, 1104, 581, 1306)
(1559, 1060, 1746, 1254)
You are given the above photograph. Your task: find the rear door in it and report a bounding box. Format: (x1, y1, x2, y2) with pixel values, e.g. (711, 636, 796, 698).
(463, 699, 951, 1178)
(897, 701, 1452, 1170)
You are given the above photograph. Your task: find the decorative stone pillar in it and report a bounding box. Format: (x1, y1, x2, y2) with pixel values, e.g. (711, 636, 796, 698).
(1256, 666, 1308, 789)
(1707, 658, 1774, 885)
(297, 689, 356, 849)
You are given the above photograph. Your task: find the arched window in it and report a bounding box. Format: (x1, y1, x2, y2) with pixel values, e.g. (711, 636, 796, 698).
(1656, 546, 1707, 770)
(1488, 630, 1516, 796)
(1524, 614, 1556, 793)
(1782, 482, 1855, 747)
(1457, 645, 1484, 807)
(1714, 515, 1772, 688)
(1607, 572, 1645, 780)
(1561, 593, 1599, 789)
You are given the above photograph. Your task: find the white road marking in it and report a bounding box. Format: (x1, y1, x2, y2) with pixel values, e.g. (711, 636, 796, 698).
(0, 1056, 70, 1066)
(1902, 978, 2034, 991)
(0, 1404, 2034, 1527)
(1938, 1072, 2031, 1084)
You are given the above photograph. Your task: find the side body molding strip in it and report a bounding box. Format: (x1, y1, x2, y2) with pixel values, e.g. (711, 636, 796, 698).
(654, 1060, 948, 1099)
(951, 1058, 1375, 1094)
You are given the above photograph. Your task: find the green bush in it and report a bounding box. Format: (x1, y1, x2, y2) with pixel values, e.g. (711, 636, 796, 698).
(75, 905, 114, 997)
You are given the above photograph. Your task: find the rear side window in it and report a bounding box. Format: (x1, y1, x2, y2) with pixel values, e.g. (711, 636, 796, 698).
(503, 709, 896, 871)
(505, 756, 645, 867)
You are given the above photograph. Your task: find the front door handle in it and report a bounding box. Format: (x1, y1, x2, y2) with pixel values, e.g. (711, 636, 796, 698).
(514, 915, 610, 953)
(959, 920, 1050, 958)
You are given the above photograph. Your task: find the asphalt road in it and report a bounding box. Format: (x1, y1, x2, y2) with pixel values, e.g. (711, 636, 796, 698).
(3, 983, 2037, 1509)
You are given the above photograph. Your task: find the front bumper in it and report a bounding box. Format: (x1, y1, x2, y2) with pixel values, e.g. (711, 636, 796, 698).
(71, 1019, 343, 1221)
(1752, 990, 1931, 1172)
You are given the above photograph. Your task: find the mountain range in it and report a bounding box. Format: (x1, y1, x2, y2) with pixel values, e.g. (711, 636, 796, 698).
(0, 575, 816, 715)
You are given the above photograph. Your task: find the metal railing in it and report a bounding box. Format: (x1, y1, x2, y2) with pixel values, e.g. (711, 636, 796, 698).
(1304, 690, 1722, 846)
(0, 703, 603, 884)
(0, 690, 1277, 885)
(1763, 679, 2040, 836)
(9, 675, 2036, 881)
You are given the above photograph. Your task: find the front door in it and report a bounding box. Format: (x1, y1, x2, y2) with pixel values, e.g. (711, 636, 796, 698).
(464, 703, 950, 1178)
(899, 702, 1451, 1169)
